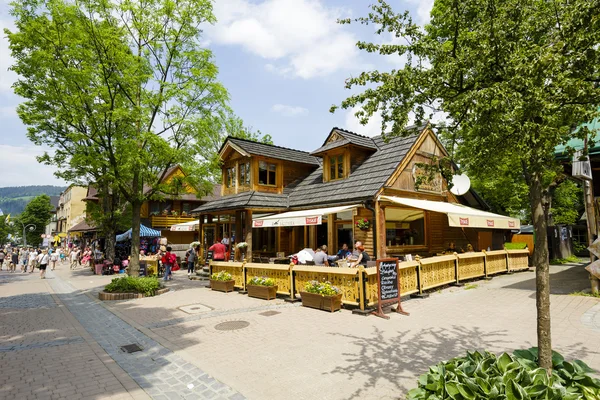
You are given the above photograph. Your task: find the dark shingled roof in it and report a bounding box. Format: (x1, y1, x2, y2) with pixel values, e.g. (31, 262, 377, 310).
(196, 125, 425, 213)
(332, 127, 379, 150)
(224, 137, 320, 166)
(288, 131, 421, 208)
(192, 191, 288, 213)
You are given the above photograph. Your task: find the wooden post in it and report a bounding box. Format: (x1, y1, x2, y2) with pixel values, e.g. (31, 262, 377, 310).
(376, 202, 387, 259)
(245, 210, 252, 261)
(289, 263, 295, 300)
(309, 225, 316, 249)
(358, 265, 366, 311)
(327, 213, 335, 255)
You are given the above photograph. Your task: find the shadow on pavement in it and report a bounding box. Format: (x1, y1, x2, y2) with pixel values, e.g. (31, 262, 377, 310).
(502, 263, 591, 295)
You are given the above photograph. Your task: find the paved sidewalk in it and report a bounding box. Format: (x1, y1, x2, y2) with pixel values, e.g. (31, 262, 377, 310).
(3, 262, 600, 400)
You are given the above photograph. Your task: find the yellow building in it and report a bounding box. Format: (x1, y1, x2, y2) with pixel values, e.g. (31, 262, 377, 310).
(57, 185, 88, 243)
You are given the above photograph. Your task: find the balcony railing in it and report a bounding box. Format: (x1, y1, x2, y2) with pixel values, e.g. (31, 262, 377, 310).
(150, 215, 196, 228)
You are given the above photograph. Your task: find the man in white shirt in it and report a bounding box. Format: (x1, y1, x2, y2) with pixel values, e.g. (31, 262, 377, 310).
(70, 248, 80, 270)
(28, 248, 38, 273)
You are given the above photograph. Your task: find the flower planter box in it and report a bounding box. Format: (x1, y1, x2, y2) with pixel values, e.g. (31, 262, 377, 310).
(98, 287, 169, 301)
(247, 285, 278, 300)
(210, 279, 236, 293)
(300, 292, 343, 313)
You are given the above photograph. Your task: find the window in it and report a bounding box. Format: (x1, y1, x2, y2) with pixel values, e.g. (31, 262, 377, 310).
(329, 154, 344, 180)
(238, 162, 251, 186)
(384, 208, 426, 247)
(225, 166, 236, 188)
(182, 203, 191, 214)
(258, 161, 277, 186)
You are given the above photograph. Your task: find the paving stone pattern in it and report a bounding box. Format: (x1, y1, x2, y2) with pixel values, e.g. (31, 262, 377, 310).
(47, 271, 246, 400)
(0, 292, 58, 309)
(0, 336, 84, 352)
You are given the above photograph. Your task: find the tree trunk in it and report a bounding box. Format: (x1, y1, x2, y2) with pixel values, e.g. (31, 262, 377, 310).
(129, 199, 141, 277)
(584, 180, 599, 293)
(529, 172, 552, 370)
(101, 186, 116, 261)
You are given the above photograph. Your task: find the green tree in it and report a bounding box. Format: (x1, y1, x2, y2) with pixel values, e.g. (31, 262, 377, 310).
(7, 0, 229, 273)
(0, 216, 17, 245)
(18, 195, 54, 247)
(332, 0, 600, 369)
(551, 180, 583, 225)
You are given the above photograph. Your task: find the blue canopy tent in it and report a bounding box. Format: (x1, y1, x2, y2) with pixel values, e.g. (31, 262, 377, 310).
(116, 224, 161, 242)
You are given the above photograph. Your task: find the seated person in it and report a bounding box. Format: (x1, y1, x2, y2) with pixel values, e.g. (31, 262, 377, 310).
(336, 243, 351, 260)
(445, 242, 457, 254)
(313, 247, 329, 266)
(296, 248, 315, 264)
(350, 245, 370, 267)
(466, 244, 474, 253)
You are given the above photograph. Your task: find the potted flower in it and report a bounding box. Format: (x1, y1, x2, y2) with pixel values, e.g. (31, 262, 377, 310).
(150, 211, 159, 217)
(247, 276, 277, 300)
(171, 210, 179, 216)
(300, 280, 342, 312)
(355, 218, 370, 231)
(210, 271, 235, 293)
(162, 209, 169, 216)
(181, 210, 188, 217)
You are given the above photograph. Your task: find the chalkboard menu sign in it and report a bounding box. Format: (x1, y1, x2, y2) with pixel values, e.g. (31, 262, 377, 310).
(205, 250, 214, 265)
(373, 258, 409, 319)
(230, 250, 235, 261)
(139, 262, 147, 277)
(378, 259, 399, 301)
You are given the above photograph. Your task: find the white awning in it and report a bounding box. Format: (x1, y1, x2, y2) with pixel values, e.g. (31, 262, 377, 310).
(380, 196, 520, 230)
(170, 220, 199, 232)
(252, 204, 359, 228)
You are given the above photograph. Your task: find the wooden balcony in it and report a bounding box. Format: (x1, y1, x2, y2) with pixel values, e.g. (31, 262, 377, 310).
(150, 215, 196, 228)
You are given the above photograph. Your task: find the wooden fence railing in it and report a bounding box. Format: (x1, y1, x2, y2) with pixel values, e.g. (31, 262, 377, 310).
(209, 249, 530, 311)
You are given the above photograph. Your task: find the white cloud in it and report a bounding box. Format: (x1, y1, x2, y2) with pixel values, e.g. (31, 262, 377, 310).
(209, 0, 361, 79)
(0, 145, 66, 187)
(344, 106, 387, 137)
(271, 104, 308, 117)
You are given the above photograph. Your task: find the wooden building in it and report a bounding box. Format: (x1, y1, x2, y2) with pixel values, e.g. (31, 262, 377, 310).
(193, 126, 520, 261)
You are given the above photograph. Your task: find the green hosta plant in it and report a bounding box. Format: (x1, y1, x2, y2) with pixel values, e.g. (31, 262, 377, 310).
(248, 276, 276, 286)
(407, 348, 600, 400)
(104, 276, 161, 297)
(304, 280, 341, 296)
(211, 271, 233, 281)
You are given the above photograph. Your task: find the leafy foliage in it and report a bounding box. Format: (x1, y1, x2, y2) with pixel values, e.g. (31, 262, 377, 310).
(248, 276, 276, 287)
(504, 243, 528, 250)
(550, 255, 580, 265)
(104, 276, 161, 297)
(551, 180, 584, 225)
(18, 195, 54, 246)
(211, 271, 232, 281)
(407, 348, 600, 400)
(304, 280, 341, 296)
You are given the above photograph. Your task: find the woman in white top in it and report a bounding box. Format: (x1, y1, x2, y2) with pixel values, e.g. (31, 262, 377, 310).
(28, 249, 38, 273)
(38, 250, 49, 279)
(50, 251, 59, 271)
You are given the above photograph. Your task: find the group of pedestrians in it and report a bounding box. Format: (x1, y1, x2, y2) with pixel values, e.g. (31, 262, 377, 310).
(0, 246, 85, 279)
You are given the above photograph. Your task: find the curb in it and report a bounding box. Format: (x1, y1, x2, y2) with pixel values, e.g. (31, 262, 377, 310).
(99, 287, 170, 301)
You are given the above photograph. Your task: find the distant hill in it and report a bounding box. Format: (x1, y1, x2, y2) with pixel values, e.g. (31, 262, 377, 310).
(0, 185, 66, 215)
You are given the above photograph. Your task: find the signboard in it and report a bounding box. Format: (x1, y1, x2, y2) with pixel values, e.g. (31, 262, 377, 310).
(412, 165, 443, 193)
(230, 250, 235, 261)
(205, 250, 214, 266)
(373, 258, 409, 319)
(139, 262, 147, 277)
(252, 216, 322, 228)
(573, 151, 593, 181)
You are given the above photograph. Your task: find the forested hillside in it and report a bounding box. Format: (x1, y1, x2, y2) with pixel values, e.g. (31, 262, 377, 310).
(0, 185, 65, 215)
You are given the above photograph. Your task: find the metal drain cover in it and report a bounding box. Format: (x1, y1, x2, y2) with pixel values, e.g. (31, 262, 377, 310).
(179, 304, 213, 314)
(120, 344, 143, 353)
(214, 321, 250, 331)
(259, 311, 281, 317)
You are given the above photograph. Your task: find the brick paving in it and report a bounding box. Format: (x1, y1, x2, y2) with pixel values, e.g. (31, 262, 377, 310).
(2, 262, 600, 399)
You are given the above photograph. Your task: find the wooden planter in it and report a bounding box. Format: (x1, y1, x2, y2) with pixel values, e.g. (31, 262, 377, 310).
(210, 279, 236, 293)
(247, 285, 278, 300)
(300, 292, 343, 313)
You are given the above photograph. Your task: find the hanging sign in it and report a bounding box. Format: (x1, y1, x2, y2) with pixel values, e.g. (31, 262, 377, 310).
(205, 250, 214, 266)
(573, 151, 593, 181)
(372, 258, 409, 319)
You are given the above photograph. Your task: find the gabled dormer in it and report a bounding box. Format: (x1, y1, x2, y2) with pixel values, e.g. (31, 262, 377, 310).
(218, 137, 320, 196)
(310, 127, 378, 182)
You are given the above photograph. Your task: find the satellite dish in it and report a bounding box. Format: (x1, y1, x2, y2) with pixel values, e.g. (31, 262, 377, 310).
(450, 174, 471, 196)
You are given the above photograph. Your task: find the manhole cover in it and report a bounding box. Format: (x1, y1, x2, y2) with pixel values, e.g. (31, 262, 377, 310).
(179, 304, 213, 314)
(259, 311, 281, 317)
(120, 344, 143, 353)
(214, 321, 250, 331)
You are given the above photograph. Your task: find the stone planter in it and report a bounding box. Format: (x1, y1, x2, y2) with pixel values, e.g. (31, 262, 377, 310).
(98, 287, 169, 301)
(300, 292, 343, 313)
(247, 285, 278, 300)
(210, 279, 236, 293)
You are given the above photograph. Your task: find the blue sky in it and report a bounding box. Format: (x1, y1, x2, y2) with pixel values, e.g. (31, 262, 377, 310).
(0, 0, 433, 186)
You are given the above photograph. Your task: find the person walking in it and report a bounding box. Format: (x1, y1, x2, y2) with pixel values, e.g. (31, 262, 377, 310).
(20, 247, 28, 273)
(187, 245, 199, 276)
(0, 249, 6, 271)
(28, 248, 38, 273)
(50, 250, 59, 271)
(38, 249, 49, 279)
(161, 246, 176, 281)
(69, 247, 79, 270)
(10, 249, 18, 272)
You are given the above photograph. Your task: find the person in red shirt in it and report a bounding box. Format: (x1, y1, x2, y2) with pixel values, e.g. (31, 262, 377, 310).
(161, 246, 177, 281)
(208, 239, 227, 261)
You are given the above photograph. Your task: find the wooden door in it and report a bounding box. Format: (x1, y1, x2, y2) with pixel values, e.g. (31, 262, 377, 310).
(478, 231, 492, 252)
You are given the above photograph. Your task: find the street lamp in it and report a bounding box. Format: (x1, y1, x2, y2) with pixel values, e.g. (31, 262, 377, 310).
(9, 222, 36, 247)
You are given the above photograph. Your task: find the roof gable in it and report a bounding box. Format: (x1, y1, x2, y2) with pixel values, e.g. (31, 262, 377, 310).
(311, 128, 378, 155)
(220, 136, 320, 166)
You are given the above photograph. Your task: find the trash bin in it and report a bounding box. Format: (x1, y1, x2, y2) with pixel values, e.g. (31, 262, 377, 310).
(94, 263, 103, 275)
